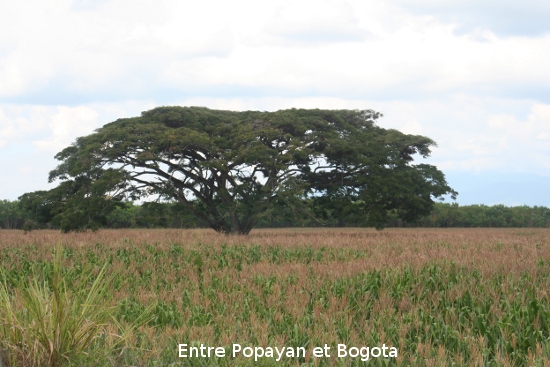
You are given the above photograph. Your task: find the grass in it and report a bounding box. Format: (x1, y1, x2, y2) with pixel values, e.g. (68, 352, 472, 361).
(0, 244, 114, 367)
(0, 228, 549, 366)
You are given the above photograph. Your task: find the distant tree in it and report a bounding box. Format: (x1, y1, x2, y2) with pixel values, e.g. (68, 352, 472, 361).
(19, 169, 124, 232)
(104, 201, 139, 228)
(39, 106, 455, 234)
(0, 200, 24, 229)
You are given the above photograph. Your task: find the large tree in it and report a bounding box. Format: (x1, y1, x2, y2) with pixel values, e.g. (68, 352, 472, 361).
(46, 106, 456, 234)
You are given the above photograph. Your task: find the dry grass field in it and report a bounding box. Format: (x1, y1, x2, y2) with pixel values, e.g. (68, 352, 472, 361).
(1, 228, 550, 366)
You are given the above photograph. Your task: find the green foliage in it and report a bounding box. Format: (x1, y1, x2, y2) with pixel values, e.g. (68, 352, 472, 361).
(18, 170, 126, 232)
(39, 107, 454, 234)
(408, 203, 550, 228)
(8, 195, 550, 230)
(0, 199, 24, 229)
(0, 245, 112, 367)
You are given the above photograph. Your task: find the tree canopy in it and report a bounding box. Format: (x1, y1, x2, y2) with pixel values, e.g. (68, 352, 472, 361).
(43, 106, 456, 234)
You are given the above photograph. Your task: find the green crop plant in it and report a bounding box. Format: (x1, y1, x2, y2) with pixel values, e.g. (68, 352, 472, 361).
(0, 243, 153, 367)
(2, 228, 550, 366)
(0, 244, 113, 366)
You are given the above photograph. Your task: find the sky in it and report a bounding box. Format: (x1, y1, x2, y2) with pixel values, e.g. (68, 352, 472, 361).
(1, 0, 549, 206)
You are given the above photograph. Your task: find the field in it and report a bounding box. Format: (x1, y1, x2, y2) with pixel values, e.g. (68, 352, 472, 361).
(1, 228, 550, 366)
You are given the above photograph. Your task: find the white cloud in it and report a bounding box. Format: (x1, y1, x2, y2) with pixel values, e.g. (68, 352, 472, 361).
(392, 0, 550, 36)
(0, 0, 549, 202)
(19, 166, 32, 174)
(437, 157, 498, 172)
(399, 121, 423, 135)
(34, 106, 100, 152)
(528, 103, 550, 126)
(487, 115, 516, 129)
(524, 105, 550, 168)
(0, 0, 548, 106)
(486, 104, 550, 148)
(433, 103, 550, 173)
(0, 0, 236, 100)
(266, 0, 369, 44)
(0, 105, 50, 146)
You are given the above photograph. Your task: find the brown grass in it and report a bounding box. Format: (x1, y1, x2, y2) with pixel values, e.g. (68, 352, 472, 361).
(1, 227, 548, 273)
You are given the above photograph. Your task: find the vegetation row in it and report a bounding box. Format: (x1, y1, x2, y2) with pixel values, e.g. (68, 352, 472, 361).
(1, 199, 549, 230)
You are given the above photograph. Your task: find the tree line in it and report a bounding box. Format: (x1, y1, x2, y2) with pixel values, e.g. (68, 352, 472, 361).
(1, 199, 548, 230)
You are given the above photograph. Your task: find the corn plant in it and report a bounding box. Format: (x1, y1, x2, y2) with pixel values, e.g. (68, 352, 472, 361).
(2, 228, 550, 366)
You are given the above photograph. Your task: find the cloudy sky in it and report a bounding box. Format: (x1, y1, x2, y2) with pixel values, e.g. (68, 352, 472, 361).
(1, 0, 549, 206)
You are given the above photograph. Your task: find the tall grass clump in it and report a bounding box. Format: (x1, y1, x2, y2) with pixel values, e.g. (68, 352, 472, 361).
(0, 244, 112, 367)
